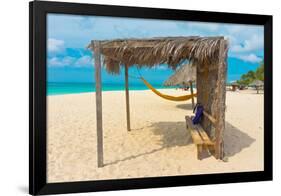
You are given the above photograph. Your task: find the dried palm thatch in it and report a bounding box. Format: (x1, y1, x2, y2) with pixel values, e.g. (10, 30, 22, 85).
(231, 81, 239, 86)
(164, 63, 196, 86)
(250, 80, 264, 94)
(88, 36, 228, 74)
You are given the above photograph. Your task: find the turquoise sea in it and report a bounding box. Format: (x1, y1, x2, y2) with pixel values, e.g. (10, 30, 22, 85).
(47, 82, 173, 96)
(47, 56, 261, 96)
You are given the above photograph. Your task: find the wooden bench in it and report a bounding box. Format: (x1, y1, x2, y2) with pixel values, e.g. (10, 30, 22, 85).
(185, 116, 215, 160)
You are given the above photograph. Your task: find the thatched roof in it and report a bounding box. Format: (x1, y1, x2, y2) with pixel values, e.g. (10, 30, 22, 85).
(164, 64, 196, 86)
(88, 36, 228, 74)
(231, 81, 239, 86)
(250, 80, 264, 86)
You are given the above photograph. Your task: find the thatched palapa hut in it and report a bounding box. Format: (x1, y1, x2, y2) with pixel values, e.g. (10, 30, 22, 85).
(88, 36, 228, 167)
(164, 63, 196, 107)
(250, 80, 264, 94)
(231, 81, 239, 91)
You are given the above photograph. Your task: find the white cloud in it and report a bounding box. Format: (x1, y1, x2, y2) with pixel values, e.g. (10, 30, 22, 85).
(231, 34, 263, 53)
(78, 16, 96, 29)
(47, 14, 265, 66)
(226, 26, 244, 34)
(74, 56, 92, 67)
(157, 66, 168, 70)
(48, 38, 65, 53)
(236, 54, 262, 63)
(188, 22, 220, 32)
(225, 35, 238, 46)
(48, 55, 93, 67)
(149, 65, 168, 70)
(48, 56, 75, 67)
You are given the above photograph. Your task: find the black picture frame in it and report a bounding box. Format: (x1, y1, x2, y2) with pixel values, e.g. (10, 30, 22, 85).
(29, 1, 273, 195)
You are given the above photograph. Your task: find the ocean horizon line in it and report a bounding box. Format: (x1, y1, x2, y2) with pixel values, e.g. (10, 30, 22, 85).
(47, 82, 179, 96)
(47, 88, 181, 96)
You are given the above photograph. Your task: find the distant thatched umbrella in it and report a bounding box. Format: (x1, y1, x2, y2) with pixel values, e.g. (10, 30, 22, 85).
(230, 81, 239, 91)
(164, 63, 196, 108)
(163, 63, 196, 86)
(250, 80, 264, 94)
(250, 80, 264, 86)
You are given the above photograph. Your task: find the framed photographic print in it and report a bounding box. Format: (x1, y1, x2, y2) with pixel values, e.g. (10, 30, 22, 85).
(29, 1, 273, 195)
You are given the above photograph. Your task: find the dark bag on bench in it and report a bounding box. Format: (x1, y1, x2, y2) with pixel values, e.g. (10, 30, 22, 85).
(192, 103, 204, 124)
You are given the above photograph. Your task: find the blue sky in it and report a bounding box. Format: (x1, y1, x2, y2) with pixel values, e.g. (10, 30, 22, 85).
(47, 14, 264, 84)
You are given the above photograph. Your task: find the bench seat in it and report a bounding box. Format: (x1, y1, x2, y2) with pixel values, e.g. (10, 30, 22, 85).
(185, 116, 215, 160)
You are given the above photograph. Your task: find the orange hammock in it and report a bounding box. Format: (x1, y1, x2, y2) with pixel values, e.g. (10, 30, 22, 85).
(140, 77, 197, 102)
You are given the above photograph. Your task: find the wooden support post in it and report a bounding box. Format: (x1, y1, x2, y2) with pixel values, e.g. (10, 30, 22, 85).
(196, 39, 227, 160)
(125, 65, 131, 131)
(196, 65, 216, 139)
(190, 81, 195, 109)
(94, 41, 103, 167)
(214, 40, 227, 160)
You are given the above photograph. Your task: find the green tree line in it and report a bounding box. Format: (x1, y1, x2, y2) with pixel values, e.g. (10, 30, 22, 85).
(237, 61, 264, 86)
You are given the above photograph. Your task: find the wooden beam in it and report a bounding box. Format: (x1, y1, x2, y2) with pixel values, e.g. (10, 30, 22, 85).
(97, 36, 224, 49)
(94, 41, 104, 167)
(189, 81, 195, 109)
(125, 65, 131, 131)
(203, 111, 217, 125)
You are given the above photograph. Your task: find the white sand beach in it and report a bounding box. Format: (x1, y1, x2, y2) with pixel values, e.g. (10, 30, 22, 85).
(47, 89, 264, 183)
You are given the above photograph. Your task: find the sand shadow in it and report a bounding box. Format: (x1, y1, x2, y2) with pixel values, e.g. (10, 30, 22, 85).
(105, 121, 192, 166)
(176, 103, 194, 110)
(149, 121, 192, 148)
(104, 147, 166, 166)
(150, 121, 256, 158)
(130, 125, 151, 131)
(105, 120, 255, 165)
(175, 103, 256, 158)
(223, 122, 255, 157)
(149, 121, 255, 158)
